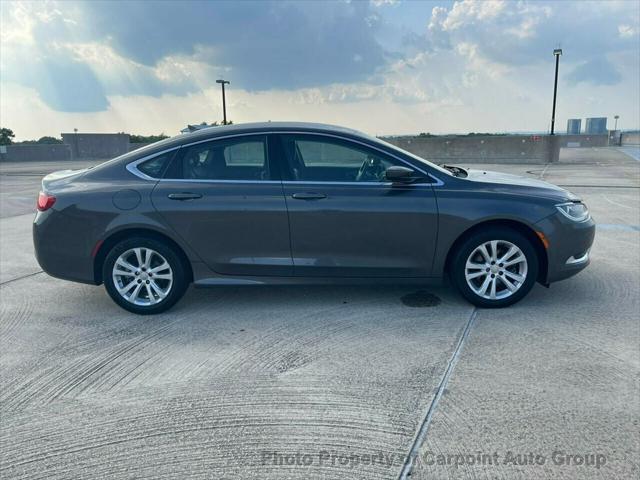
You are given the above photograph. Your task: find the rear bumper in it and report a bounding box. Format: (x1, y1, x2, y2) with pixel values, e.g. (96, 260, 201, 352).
(535, 213, 596, 284)
(33, 209, 98, 285)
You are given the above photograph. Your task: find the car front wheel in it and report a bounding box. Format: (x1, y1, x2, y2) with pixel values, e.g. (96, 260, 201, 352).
(451, 227, 538, 308)
(103, 237, 188, 314)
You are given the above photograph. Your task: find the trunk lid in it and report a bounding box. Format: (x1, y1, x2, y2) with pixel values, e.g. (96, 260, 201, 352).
(41, 168, 89, 192)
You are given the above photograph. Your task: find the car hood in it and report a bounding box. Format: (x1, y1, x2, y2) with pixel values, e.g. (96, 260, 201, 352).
(463, 169, 579, 201)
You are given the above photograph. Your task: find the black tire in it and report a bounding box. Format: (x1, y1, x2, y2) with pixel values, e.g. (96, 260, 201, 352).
(103, 236, 189, 315)
(450, 227, 538, 308)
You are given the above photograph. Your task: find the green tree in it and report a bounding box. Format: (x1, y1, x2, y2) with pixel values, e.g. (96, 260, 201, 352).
(0, 128, 15, 145)
(19, 136, 64, 145)
(37, 136, 63, 144)
(128, 133, 170, 144)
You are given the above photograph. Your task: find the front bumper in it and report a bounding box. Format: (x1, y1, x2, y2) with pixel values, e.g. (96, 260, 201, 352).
(535, 212, 596, 284)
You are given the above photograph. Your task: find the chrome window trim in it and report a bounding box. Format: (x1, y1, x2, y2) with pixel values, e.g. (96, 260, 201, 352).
(126, 130, 445, 186)
(155, 179, 435, 187)
(272, 131, 444, 186)
(126, 146, 182, 181)
(281, 180, 435, 187)
(159, 179, 282, 185)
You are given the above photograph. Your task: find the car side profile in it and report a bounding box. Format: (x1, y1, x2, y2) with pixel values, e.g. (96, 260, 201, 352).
(33, 122, 595, 314)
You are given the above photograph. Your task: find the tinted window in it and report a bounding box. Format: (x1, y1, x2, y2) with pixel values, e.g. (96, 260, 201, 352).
(281, 135, 398, 182)
(137, 151, 174, 178)
(172, 136, 269, 180)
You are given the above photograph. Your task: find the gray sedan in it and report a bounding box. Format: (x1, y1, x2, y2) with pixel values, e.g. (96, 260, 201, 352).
(33, 122, 595, 314)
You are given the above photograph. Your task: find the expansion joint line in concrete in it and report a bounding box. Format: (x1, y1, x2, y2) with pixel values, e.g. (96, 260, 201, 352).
(398, 307, 478, 479)
(0, 271, 44, 287)
(539, 163, 551, 180)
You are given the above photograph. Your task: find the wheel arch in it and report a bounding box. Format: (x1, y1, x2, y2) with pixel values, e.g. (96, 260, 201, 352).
(443, 219, 548, 283)
(93, 228, 194, 285)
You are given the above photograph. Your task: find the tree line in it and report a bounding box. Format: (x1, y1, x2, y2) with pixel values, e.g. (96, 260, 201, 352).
(0, 128, 170, 146)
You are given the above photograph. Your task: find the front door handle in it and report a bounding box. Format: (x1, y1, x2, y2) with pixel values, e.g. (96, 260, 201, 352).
(168, 192, 203, 201)
(291, 192, 327, 200)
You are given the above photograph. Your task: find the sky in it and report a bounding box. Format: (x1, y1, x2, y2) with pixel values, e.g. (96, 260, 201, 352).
(1, 0, 639, 140)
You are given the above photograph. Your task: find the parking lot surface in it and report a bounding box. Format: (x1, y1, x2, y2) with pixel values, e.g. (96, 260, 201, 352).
(1, 148, 638, 479)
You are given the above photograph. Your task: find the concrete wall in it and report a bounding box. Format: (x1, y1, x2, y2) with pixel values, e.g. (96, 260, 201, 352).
(3, 131, 628, 163)
(0, 139, 156, 162)
(556, 134, 609, 148)
(0, 144, 71, 162)
(384, 134, 562, 164)
(61, 133, 130, 160)
(621, 131, 640, 146)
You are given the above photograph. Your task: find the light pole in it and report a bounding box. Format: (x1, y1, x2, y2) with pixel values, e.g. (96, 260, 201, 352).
(216, 79, 230, 125)
(73, 127, 79, 159)
(550, 48, 562, 135)
(614, 115, 619, 130)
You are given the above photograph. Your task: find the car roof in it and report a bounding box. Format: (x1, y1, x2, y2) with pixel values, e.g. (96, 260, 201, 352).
(181, 121, 367, 139)
(178, 121, 369, 145)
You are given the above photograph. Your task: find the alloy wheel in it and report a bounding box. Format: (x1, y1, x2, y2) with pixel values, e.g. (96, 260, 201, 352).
(112, 247, 173, 306)
(464, 240, 528, 300)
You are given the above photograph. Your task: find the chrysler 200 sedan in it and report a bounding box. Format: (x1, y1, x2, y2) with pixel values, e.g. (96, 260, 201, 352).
(33, 122, 595, 314)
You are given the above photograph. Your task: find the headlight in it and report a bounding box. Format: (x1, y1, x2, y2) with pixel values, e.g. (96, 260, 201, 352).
(555, 202, 590, 222)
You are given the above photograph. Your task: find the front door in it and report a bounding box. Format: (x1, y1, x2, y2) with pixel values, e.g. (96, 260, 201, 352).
(151, 134, 292, 276)
(276, 133, 439, 277)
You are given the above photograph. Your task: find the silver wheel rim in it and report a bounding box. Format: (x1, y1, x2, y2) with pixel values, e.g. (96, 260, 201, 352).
(465, 240, 528, 300)
(112, 248, 173, 306)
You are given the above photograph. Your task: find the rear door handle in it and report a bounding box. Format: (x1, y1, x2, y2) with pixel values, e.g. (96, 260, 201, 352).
(168, 192, 203, 201)
(291, 192, 327, 200)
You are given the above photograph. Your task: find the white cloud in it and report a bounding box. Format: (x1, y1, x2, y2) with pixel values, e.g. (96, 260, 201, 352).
(455, 42, 510, 79)
(618, 24, 638, 38)
(1, 0, 638, 139)
(440, 0, 506, 30)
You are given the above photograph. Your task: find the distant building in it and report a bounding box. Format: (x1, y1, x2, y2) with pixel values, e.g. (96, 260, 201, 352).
(567, 119, 581, 134)
(585, 117, 607, 134)
(61, 132, 129, 159)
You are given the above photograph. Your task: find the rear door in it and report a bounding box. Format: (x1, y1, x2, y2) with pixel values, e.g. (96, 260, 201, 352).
(276, 133, 439, 277)
(151, 134, 292, 276)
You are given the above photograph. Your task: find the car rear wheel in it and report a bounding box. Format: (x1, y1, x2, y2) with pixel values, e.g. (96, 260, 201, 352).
(451, 227, 538, 308)
(103, 237, 188, 314)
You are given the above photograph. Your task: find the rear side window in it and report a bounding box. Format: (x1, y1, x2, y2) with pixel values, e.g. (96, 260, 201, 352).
(169, 135, 269, 181)
(137, 151, 175, 178)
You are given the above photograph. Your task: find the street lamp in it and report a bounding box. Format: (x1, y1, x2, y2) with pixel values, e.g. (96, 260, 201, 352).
(216, 79, 230, 125)
(73, 128, 79, 159)
(550, 48, 562, 135)
(614, 115, 619, 130)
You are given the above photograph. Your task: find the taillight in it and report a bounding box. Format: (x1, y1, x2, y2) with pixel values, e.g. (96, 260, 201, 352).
(37, 191, 56, 211)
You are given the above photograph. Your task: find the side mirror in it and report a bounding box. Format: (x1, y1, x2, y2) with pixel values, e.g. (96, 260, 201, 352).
(385, 166, 418, 183)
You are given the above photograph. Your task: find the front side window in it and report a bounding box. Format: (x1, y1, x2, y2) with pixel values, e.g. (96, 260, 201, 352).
(281, 134, 398, 183)
(170, 135, 269, 181)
